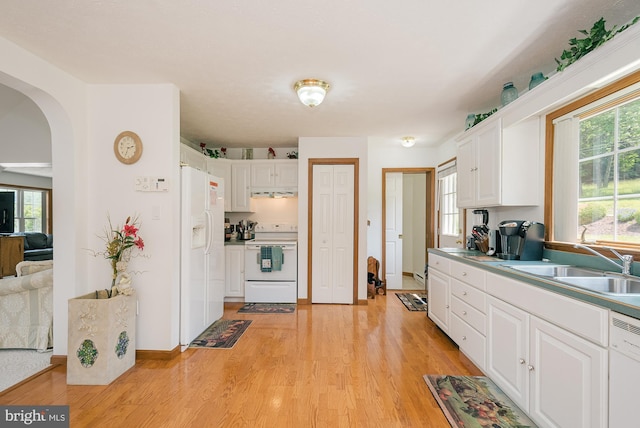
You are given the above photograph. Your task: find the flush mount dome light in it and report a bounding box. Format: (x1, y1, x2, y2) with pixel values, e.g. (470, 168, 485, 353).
(401, 136, 416, 148)
(294, 79, 330, 107)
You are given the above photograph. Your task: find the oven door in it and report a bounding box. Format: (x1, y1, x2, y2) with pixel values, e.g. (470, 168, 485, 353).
(244, 243, 297, 281)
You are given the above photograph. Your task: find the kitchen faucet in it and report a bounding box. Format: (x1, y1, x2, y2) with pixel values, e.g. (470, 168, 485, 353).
(573, 243, 633, 275)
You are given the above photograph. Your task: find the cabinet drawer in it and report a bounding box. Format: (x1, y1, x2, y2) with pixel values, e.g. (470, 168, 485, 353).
(451, 295, 486, 335)
(450, 261, 486, 290)
(429, 254, 450, 275)
(451, 278, 486, 313)
(451, 314, 486, 370)
(486, 272, 608, 346)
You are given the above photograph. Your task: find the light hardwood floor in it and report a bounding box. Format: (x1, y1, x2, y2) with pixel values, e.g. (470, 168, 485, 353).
(0, 294, 481, 427)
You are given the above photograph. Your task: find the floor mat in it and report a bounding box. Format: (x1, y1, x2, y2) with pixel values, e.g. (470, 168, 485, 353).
(395, 292, 428, 311)
(190, 319, 252, 349)
(423, 374, 538, 427)
(238, 303, 296, 314)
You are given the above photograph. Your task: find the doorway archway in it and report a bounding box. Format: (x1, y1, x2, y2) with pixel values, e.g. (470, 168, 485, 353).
(0, 69, 79, 362)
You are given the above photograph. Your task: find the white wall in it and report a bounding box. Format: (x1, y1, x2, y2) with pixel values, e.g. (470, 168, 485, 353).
(367, 138, 440, 262)
(0, 35, 89, 357)
(86, 84, 181, 351)
(297, 137, 368, 300)
(0, 85, 51, 164)
(0, 35, 182, 354)
(0, 171, 52, 189)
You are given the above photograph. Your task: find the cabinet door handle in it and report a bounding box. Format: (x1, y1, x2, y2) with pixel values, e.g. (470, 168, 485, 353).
(462, 272, 467, 276)
(462, 311, 467, 316)
(445, 305, 449, 308)
(527, 365, 535, 371)
(519, 358, 525, 365)
(462, 336, 467, 341)
(462, 291, 468, 295)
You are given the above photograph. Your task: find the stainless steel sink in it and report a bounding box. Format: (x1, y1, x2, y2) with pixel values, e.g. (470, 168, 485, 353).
(554, 276, 640, 296)
(508, 265, 604, 277)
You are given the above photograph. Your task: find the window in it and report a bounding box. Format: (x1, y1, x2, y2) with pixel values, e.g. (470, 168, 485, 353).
(437, 160, 459, 236)
(0, 186, 49, 233)
(578, 96, 640, 242)
(548, 70, 640, 247)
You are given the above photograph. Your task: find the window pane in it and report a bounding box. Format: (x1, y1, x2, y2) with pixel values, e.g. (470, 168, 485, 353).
(618, 149, 640, 195)
(579, 156, 614, 198)
(619, 98, 640, 150)
(578, 200, 613, 240)
(579, 110, 615, 159)
(615, 199, 640, 242)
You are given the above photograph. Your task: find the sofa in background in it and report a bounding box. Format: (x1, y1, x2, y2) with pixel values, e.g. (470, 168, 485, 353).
(0, 260, 53, 351)
(16, 232, 53, 261)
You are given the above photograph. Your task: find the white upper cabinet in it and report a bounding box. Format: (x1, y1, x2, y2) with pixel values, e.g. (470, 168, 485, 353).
(251, 160, 298, 188)
(231, 163, 252, 212)
(180, 144, 207, 171)
(456, 116, 540, 208)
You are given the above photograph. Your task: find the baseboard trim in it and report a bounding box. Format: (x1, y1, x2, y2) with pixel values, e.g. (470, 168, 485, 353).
(50, 355, 66, 366)
(136, 346, 181, 360)
(297, 298, 310, 305)
(51, 346, 181, 365)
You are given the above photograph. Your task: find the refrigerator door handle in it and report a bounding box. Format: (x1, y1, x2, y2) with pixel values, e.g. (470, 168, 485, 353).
(204, 210, 214, 254)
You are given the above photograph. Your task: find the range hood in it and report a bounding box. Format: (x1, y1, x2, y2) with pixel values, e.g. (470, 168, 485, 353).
(251, 190, 297, 199)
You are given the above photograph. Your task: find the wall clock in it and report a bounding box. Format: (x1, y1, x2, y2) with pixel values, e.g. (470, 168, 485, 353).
(113, 131, 143, 164)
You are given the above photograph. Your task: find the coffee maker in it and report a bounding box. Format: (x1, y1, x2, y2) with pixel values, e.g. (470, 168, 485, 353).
(497, 220, 545, 260)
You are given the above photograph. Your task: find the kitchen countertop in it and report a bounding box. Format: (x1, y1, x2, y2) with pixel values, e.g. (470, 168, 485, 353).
(224, 240, 248, 246)
(429, 248, 640, 320)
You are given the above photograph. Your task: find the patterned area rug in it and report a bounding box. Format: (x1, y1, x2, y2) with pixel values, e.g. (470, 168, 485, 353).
(396, 292, 428, 311)
(238, 303, 296, 314)
(423, 375, 538, 427)
(190, 319, 252, 349)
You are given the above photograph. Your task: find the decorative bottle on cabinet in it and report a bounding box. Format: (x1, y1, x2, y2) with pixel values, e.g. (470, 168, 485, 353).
(465, 114, 476, 130)
(528, 72, 546, 90)
(501, 82, 518, 106)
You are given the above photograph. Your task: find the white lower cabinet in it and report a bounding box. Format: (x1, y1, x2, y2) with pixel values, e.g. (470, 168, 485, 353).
(487, 295, 608, 428)
(225, 245, 245, 298)
(427, 267, 450, 333)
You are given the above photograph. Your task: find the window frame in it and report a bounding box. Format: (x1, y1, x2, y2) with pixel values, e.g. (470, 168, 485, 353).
(0, 184, 52, 233)
(545, 69, 640, 255)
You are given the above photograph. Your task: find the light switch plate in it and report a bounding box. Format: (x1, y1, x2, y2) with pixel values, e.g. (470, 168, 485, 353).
(135, 176, 169, 192)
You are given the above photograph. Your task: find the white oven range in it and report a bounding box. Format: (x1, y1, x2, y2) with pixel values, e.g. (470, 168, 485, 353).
(244, 224, 297, 303)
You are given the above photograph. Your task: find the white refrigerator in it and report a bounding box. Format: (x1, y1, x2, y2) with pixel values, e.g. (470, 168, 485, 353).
(180, 166, 225, 348)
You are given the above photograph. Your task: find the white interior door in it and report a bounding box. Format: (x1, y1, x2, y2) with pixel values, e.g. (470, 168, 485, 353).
(312, 164, 354, 304)
(385, 172, 403, 289)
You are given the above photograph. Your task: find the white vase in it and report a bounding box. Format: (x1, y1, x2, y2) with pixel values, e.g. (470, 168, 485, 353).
(67, 293, 136, 385)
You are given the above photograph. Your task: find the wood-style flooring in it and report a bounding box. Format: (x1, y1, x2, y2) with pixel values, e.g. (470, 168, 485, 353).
(0, 292, 481, 427)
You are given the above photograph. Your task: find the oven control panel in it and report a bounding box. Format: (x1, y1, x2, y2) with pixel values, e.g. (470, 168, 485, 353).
(254, 223, 298, 233)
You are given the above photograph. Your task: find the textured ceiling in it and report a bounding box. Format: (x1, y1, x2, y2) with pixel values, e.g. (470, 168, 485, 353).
(0, 0, 638, 148)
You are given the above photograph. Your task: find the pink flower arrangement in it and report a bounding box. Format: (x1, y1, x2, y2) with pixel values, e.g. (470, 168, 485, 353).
(101, 215, 144, 296)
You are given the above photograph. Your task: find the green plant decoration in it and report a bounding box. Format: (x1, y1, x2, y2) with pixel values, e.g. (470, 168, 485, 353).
(555, 16, 640, 72)
(473, 109, 498, 127)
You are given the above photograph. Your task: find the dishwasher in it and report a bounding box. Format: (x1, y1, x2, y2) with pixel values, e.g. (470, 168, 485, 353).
(609, 311, 640, 428)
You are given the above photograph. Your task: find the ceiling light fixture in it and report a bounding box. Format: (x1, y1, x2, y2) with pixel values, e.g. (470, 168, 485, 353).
(401, 136, 416, 148)
(294, 79, 330, 107)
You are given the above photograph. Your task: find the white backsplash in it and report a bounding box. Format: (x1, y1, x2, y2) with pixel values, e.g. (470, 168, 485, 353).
(226, 197, 298, 226)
